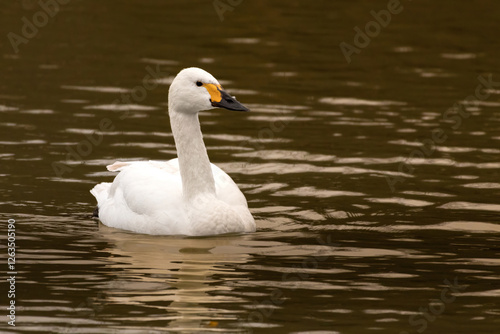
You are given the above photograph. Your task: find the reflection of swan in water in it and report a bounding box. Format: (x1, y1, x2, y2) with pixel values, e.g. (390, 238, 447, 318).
(98, 224, 253, 331)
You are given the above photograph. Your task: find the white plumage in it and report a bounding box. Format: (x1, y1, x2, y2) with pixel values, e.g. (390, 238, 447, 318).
(90, 67, 255, 236)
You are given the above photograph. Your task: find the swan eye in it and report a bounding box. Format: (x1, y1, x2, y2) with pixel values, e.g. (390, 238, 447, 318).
(196, 81, 203, 87)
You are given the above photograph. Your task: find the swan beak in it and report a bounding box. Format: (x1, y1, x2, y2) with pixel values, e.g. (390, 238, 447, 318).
(204, 83, 250, 112)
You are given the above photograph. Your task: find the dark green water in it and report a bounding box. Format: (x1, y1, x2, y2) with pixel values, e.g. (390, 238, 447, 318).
(1, 0, 499, 333)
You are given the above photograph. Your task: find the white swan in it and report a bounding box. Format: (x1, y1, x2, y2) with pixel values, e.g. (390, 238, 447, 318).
(90, 67, 255, 236)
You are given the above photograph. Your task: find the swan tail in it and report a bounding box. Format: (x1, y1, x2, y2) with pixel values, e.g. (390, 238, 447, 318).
(90, 182, 112, 205)
(107, 161, 131, 172)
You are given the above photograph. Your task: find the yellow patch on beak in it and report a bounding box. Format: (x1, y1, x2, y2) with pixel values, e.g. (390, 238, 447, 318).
(203, 83, 223, 103)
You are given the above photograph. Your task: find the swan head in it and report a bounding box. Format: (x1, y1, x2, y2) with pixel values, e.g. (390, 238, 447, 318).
(168, 67, 249, 114)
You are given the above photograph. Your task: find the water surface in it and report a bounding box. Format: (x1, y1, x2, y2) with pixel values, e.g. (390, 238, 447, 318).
(1, 0, 499, 333)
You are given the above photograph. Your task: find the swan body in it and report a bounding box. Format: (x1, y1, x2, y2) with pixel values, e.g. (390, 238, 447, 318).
(90, 67, 255, 236)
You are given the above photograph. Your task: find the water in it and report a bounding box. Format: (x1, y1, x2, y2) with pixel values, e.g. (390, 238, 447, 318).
(1, 0, 500, 333)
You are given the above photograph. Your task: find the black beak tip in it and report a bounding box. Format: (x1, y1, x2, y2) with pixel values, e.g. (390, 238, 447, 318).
(236, 103, 250, 112)
(211, 94, 250, 112)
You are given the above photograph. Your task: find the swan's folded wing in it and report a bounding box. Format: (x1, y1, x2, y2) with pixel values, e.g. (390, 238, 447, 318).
(100, 159, 184, 218)
(210, 163, 249, 208)
(109, 164, 182, 214)
(104, 160, 245, 209)
(98, 160, 188, 234)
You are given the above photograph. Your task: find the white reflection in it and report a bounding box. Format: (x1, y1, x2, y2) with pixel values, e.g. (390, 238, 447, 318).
(319, 97, 406, 106)
(438, 201, 500, 212)
(99, 226, 253, 330)
(61, 85, 132, 94)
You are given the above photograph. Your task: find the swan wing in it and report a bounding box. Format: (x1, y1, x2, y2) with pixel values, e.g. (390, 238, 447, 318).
(91, 159, 188, 234)
(210, 164, 249, 208)
(106, 159, 248, 207)
(90, 159, 251, 235)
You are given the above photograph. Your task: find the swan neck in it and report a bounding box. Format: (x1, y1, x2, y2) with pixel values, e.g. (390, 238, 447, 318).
(169, 110, 216, 200)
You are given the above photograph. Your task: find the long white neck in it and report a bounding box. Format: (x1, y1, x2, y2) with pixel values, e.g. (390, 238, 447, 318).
(169, 109, 216, 201)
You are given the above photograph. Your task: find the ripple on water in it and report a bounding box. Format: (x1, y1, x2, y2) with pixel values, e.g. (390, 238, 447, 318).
(149, 75, 176, 85)
(38, 176, 96, 184)
(19, 109, 55, 114)
(0, 105, 19, 111)
(438, 201, 500, 212)
(61, 99, 90, 104)
(140, 57, 179, 65)
(391, 221, 500, 233)
(329, 120, 394, 127)
(248, 115, 315, 122)
(452, 175, 479, 180)
(235, 150, 335, 162)
(111, 142, 174, 149)
(273, 186, 365, 198)
(401, 190, 455, 198)
(0, 139, 47, 145)
(61, 85, 132, 93)
(83, 104, 158, 111)
(365, 197, 434, 207)
(248, 104, 308, 113)
(220, 162, 412, 178)
(461, 183, 500, 189)
(319, 97, 406, 106)
(63, 129, 171, 137)
(226, 37, 261, 44)
(2, 2, 500, 334)
(441, 53, 477, 59)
